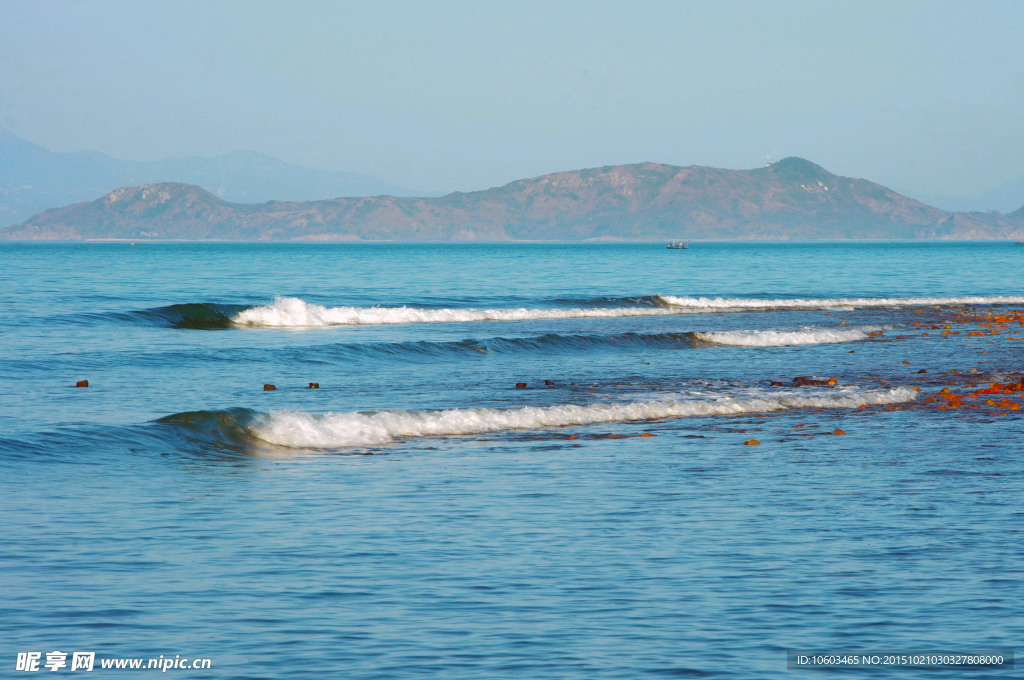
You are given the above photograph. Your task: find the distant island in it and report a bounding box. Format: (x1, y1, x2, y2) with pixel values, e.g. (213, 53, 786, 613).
(3, 157, 1023, 241)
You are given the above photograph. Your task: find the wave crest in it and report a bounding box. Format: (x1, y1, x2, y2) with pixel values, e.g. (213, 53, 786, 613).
(692, 327, 882, 347)
(655, 294, 1024, 311)
(249, 387, 917, 449)
(231, 295, 1024, 328)
(154, 408, 264, 451)
(126, 303, 247, 329)
(231, 296, 692, 327)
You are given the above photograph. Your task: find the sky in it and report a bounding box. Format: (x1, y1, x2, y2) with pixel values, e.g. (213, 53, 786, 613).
(2, 0, 1023, 204)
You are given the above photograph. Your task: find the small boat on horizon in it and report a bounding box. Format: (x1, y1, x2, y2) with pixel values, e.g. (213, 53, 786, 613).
(666, 240, 690, 249)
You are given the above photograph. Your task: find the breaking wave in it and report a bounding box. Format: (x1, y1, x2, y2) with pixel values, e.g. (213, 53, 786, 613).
(246, 387, 917, 450)
(692, 327, 883, 347)
(231, 296, 687, 326)
(654, 295, 1024, 311)
(230, 295, 1024, 328)
(102, 295, 1024, 331)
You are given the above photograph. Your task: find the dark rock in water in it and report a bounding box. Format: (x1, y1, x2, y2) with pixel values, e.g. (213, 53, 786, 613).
(918, 369, 928, 373)
(544, 380, 555, 386)
(309, 382, 319, 389)
(515, 382, 527, 389)
(75, 379, 89, 388)
(793, 376, 839, 386)
(263, 384, 276, 391)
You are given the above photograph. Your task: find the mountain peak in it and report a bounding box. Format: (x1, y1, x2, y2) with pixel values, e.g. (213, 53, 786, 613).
(765, 157, 832, 180)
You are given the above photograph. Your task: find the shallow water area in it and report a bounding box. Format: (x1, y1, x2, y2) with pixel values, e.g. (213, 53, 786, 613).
(1, 242, 1022, 678)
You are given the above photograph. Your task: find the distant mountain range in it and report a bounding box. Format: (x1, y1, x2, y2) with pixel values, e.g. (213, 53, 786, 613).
(0, 126, 429, 227)
(4, 157, 1023, 241)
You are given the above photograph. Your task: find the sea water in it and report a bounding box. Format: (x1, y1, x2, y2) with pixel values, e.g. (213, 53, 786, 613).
(1, 241, 1021, 678)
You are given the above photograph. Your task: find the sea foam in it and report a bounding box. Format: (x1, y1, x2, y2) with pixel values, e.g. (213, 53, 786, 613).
(250, 387, 917, 449)
(231, 297, 685, 326)
(655, 294, 1024, 311)
(231, 295, 1024, 328)
(692, 326, 882, 347)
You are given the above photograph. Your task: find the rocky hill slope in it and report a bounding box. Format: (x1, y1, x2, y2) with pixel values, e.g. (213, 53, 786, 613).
(4, 158, 1022, 241)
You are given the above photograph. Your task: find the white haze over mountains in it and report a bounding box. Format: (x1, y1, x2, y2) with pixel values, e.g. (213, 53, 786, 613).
(2, 123, 1021, 229)
(0, 126, 433, 227)
(904, 177, 1024, 214)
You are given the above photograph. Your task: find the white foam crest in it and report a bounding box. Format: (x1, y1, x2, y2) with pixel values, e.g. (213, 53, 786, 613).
(233, 295, 1024, 328)
(251, 387, 917, 449)
(232, 296, 688, 327)
(656, 294, 1024, 310)
(693, 326, 882, 347)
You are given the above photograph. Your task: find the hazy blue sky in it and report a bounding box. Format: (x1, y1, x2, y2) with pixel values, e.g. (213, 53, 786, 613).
(2, 0, 1022, 200)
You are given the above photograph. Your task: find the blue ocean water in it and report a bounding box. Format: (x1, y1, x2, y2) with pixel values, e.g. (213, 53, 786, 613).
(1, 241, 1022, 678)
